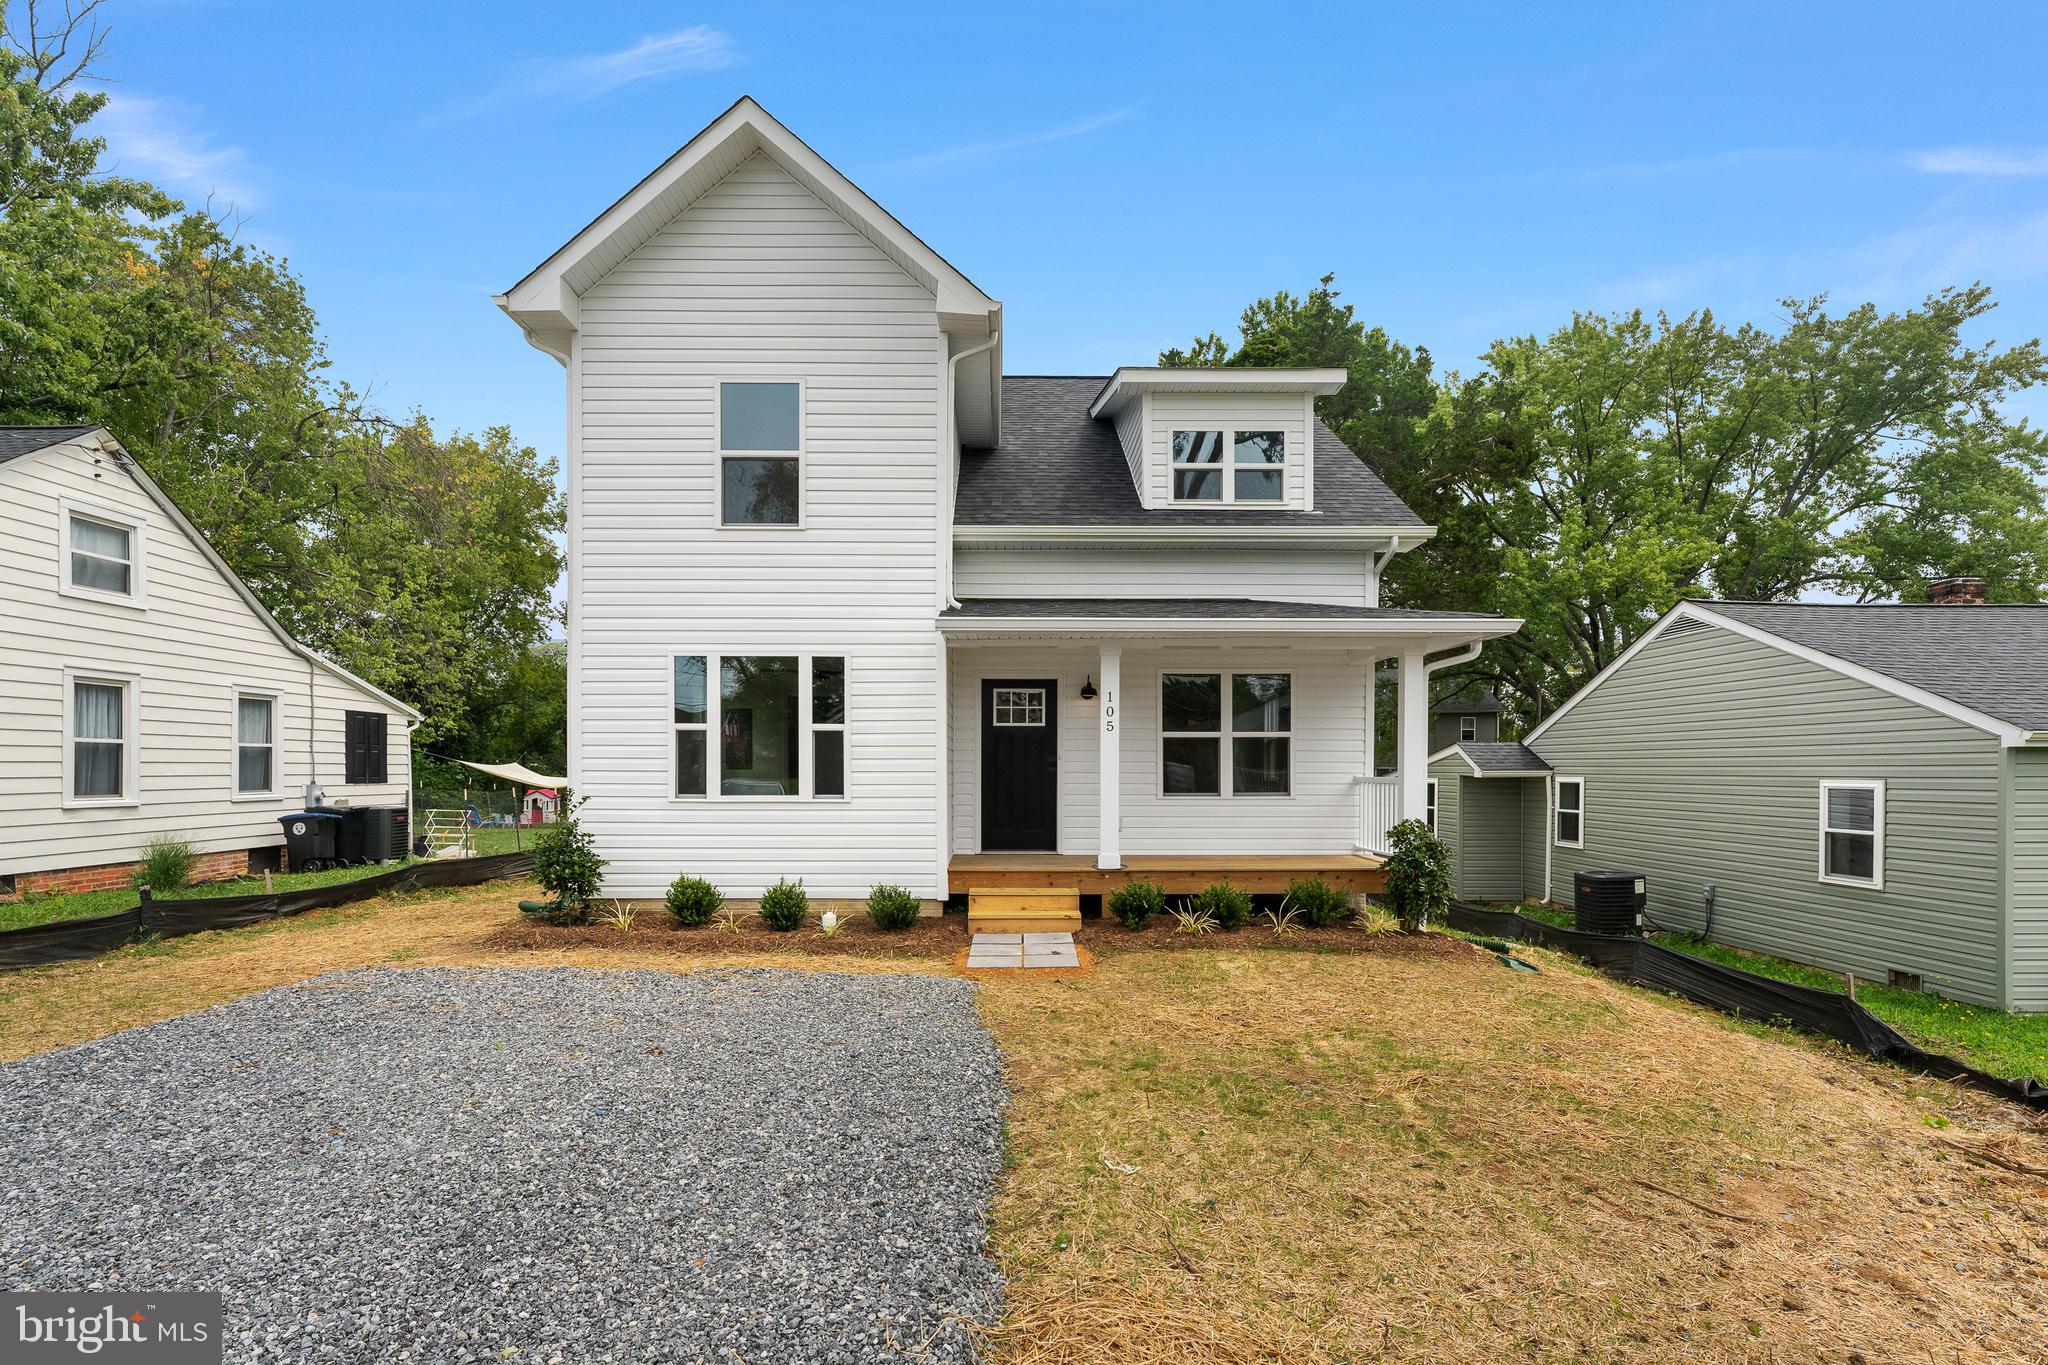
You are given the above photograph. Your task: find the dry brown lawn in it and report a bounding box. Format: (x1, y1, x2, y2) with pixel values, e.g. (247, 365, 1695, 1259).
(2, 882, 2044, 1363)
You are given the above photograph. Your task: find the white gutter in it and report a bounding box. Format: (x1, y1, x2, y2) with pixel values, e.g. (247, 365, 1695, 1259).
(938, 616, 1523, 639)
(955, 524, 1436, 545)
(943, 328, 1002, 610)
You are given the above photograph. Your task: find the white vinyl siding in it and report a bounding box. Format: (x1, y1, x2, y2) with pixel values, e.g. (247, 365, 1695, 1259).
(1144, 391, 1310, 510)
(571, 150, 943, 898)
(0, 439, 412, 877)
(953, 547, 1370, 607)
(1111, 399, 1146, 504)
(949, 644, 1363, 857)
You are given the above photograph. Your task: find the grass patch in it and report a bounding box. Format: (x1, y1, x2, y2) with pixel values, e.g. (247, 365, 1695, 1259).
(1658, 932, 2048, 1084)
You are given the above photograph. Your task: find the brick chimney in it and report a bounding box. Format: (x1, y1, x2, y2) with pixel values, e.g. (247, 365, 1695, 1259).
(1926, 576, 1988, 606)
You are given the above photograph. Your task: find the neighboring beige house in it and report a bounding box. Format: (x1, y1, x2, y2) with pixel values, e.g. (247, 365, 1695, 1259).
(0, 426, 419, 895)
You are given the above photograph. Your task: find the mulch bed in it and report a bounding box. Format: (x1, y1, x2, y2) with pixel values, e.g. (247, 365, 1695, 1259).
(483, 912, 1472, 963)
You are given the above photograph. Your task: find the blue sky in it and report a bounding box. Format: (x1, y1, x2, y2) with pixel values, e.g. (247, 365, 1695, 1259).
(91, 0, 2048, 469)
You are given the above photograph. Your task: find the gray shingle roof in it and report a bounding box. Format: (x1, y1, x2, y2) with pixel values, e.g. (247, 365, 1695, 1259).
(942, 598, 1498, 621)
(0, 425, 98, 464)
(955, 376, 1426, 529)
(1455, 742, 1550, 774)
(1432, 684, 1506, 715)
(1694, 600, 2048, 733)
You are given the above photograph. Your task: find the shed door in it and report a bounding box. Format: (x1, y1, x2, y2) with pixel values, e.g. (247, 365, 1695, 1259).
(981, 680, 1058, 851)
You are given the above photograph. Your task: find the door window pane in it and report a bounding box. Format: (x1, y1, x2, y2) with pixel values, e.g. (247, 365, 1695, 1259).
(1163, 737, 1220, 795)
(719, 382, 800, 451)
(1232, 737, 1290, 794)
(720, 656, 799, 795)
(722, 457, 800, 525)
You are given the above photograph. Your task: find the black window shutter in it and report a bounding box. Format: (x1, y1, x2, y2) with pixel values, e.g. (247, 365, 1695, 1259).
(344, 711, 388, 785)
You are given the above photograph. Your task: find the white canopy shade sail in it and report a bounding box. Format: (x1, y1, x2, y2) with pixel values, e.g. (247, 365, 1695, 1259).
(454, 759, 567, 789)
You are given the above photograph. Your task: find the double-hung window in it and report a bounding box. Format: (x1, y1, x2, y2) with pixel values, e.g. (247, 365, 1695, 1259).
(66, 672, 136, 805)
(1819, 780, 1884, 888)
(234, 692, 278, 796)
(1554, 776, 1584, 847)
(1460, 715, 1477, 742)
(1160, 672, 1292, 795)
(1170, 429, 1286, 503)
(673, 654, 846, 799)
(59, 502, 145, 603)
(718, 381, 801, 526)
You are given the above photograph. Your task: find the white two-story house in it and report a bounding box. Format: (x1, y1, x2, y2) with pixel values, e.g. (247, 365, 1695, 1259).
(497, 97, 1518, 909)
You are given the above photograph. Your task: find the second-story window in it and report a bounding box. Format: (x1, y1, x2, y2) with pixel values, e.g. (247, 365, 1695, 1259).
(1171, 429, 1286, 504)
(60, 502, 146, 603)
(719, 381, 801, 526)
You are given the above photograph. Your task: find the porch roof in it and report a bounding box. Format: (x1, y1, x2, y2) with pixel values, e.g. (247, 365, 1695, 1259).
(938, 597, 1521, 641)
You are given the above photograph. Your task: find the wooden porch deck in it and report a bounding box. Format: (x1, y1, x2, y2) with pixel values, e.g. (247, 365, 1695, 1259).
(948, 852, 1386, 896)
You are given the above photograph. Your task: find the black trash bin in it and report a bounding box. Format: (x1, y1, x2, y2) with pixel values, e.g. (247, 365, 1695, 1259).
(277, 811, 342, 872)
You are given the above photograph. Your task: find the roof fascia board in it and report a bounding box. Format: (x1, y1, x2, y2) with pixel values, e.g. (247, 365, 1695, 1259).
(1089, 366, 1350, 419)
(34, 434, 424, 722)
(938, 615, 1523, 639)
(953, 524, 1437, 546)
(500, 96, 995, 335)
(1525, 601, 2030, 748)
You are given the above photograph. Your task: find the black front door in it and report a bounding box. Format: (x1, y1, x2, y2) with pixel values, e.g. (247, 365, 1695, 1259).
(982, 679, 1058, 851)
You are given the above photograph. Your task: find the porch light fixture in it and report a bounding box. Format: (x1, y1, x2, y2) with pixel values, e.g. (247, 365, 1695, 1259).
(1080, 676, 1098, 701)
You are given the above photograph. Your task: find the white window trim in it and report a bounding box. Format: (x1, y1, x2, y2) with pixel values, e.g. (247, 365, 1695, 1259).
(231, 688, 282, 801)
(1459, 715, 1477, 742)
(670, 652, 849, 802)
(714, 377, 806, 530)
(1426, 778, 1439, 832)
(1818, 779, 1886, 890)
(1167, 428, 1289, 506)
(1158, 670, 1294, 798)
(1554, 775, 1584, 848)
(62, 667, 141, 809)
(56, 498, 149, 608)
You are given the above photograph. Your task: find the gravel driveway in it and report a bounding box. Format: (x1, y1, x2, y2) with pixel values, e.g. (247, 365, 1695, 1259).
(0, 967, 1007, 1363)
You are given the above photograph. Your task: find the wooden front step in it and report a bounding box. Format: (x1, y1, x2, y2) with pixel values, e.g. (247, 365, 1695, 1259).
(968, 886, 1081, 934)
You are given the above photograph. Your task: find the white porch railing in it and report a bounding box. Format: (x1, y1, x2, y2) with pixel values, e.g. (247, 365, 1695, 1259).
(1355, 776, 1401, 855)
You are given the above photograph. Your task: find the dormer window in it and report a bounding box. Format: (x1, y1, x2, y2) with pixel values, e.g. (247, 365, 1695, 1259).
(1171, 429, 1285, 503)
(58, 501, 146, 605)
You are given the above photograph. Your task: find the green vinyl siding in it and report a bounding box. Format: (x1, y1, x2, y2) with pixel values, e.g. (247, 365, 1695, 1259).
(1535, 622, 2010, 1007)
(1427, 753, 1464, 892)
(2010, 748, 2048, 1011)
(1521, 778, 1550, 901)
(1459, 777, 1527, 899)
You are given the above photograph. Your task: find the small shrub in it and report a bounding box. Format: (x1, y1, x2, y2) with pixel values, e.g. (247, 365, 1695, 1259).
(1282, 876, 1350, 929)
(133, 836, 196, 894)
(600, 901, 636, 932)
(665, 875, 724, 927)
(712, 906, 744, 933)
(1194, 880, 1252, 931)
(530, 792, 605, 923)
(1383, 818, 1452, 931)
(866, 884, 921, 931)
(1261, 904, 1303, 937)
(1108, 880, 1165, 930)
(757, 877, 809, 931)
(1171, 903, 1218, 936)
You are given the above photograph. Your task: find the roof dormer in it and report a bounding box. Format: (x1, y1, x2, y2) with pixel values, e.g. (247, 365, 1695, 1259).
(1088, 368, 1347, 512)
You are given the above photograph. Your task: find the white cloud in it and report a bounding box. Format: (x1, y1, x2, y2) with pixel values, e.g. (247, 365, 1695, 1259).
(1909, 146, 2048, 177)
(92, 93, 257, 208)
(886, 109, 1134, 173)
(527, 24, 736, 98)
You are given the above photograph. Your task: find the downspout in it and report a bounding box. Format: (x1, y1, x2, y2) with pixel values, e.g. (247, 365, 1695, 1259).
(1369, 535, 1402, 609)
(942, 329, 1001, 611)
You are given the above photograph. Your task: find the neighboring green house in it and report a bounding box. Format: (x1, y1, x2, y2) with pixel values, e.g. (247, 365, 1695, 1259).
(1432, 589, 2048, 1011)
(1430, 683, 1505, 751)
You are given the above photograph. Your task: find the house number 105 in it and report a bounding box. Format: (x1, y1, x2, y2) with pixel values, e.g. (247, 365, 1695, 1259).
(1102, 692, 1115, 731)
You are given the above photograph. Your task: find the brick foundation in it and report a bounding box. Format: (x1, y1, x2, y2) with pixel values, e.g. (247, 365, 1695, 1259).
(11, 848, 257, 897)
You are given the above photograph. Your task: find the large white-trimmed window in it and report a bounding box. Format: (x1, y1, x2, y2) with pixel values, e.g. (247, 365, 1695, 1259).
(1819, 780, 1884, 889)
(717, 380, 802, 526)
(672, 653, 847, 799)
(233, 690, 279, 797)
(58, 500, 146, 605)
(1554, 776, 1584, 848)
(1160, 671, 1292, 796)
(63, 669, 139, 807)
(1169, 429, 1286, 504)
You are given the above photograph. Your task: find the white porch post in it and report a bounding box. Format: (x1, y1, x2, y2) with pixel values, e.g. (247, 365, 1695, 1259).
(1362, 652, 1379, 778)
(1097, 645, 1122, 870)
(1396, 647, 1429, 825)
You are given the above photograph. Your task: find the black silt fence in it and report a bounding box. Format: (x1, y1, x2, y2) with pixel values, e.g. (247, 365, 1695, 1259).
(1449, 902, 2047, 1110)
(0, 852, 535, 973)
